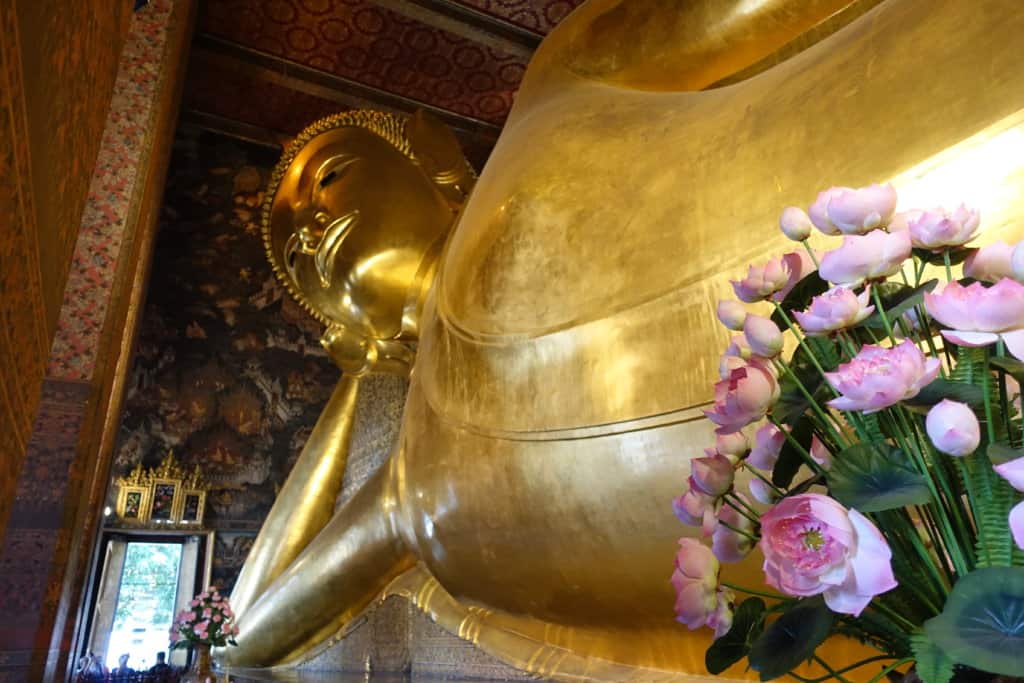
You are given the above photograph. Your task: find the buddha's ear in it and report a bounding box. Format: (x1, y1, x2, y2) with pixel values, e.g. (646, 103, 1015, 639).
(407, 109, 475, 204)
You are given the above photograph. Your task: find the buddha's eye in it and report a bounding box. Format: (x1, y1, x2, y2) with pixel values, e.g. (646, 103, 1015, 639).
(318, 156, 359, 190)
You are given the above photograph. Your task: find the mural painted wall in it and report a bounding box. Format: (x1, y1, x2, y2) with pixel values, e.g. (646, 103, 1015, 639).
(110, 127, 340, 590)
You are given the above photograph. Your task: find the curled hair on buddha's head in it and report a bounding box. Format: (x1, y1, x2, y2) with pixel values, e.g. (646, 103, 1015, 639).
(261, 108, 474, 327)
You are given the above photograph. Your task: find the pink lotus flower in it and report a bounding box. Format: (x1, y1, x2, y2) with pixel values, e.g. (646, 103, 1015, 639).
(705, 360, 780, 434)
(671, 538, 722, 630)
(712, 496, 756, 563)
(760, 494, 897, 615)
(749, 478, 778, 504)
(202, 607, 212, 618)
(925, 400, 980, 457)
(810, 435, 833, 470)
(810, 184, 898, 235)
(906, 205, 980, 250)
(748, 423, 786, 470)
(825, 340, 940, 413)
(964, 241, 1014, 282)
(744, 314, 784, 358)
(924, 279, 1024, 358)
(212, 613, 222, 623)
(715, 431, 748, 457)
(793, 286, 874, 336)
(673, 489, 718, 537)
(780, 206, 813, 241)
(732, 252, 815, 303)
(993, 457, 1024, 550)
(692, 453, 735, 497)
(819, 229, 912, 286)
(717, 300, 747, 330)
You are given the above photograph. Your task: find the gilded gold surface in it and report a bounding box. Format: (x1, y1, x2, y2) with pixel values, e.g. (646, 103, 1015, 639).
(221, 1, 1024, 680)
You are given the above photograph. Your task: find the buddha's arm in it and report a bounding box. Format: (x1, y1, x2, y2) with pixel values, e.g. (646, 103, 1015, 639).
(518, 0, 869, 99)
(228, 374, 361, 618)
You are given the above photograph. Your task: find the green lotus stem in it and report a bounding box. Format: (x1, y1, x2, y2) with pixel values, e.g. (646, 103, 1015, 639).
(784, 655, 897, 683)
(717, 519, 760, 542)
(773, 303, 838, 387)
(867, 600, 918, 632)
(719, 581, 785, 601)
(983, 347, 998, 444)
(865, 657, 913, 683)
(722, 496, 761, 526)
(803, 242, 821, 269)
(913, 303, 948, 379)
(744, 464, 786, 497)
(942, 249, 953, 282)
(725, 490, 761, 520)
(870, 286, 898, 346)
(769, 359, 848, 451)
(995, 339, 1015, 444)
(768, 413, 827, 476)
(811, 656, 855, 683)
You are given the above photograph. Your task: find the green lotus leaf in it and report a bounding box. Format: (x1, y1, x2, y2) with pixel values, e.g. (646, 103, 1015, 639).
(826, 442, 932, 513)
(924, 567, 1024, 677)
(705, 598, 766, 675)
(749, 599, 833, 681)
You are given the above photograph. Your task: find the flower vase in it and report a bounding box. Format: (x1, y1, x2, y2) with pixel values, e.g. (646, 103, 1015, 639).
(182, 643, 215, 683)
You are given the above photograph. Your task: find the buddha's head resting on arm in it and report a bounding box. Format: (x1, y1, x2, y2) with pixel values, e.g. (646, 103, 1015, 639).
(263, 109, 473, 376)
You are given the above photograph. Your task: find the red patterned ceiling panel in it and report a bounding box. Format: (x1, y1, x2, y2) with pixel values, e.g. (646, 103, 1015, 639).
(453, 0, 585, 34)
(199, 0, 527, 124)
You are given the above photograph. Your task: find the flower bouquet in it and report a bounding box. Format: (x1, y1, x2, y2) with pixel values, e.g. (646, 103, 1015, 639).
(674, 183, 1024, 682)
(169, 587, 239, 649)
(170, 587, 238, 681)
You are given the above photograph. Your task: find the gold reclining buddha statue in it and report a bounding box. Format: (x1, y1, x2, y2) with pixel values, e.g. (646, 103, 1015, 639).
(220, 0, 1024, 678)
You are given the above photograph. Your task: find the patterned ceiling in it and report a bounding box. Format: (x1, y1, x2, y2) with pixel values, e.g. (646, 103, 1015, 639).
(186, 0, 586, 164)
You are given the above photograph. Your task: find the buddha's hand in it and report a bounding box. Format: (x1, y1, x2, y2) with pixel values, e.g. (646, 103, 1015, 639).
(321, 324, 414, 377)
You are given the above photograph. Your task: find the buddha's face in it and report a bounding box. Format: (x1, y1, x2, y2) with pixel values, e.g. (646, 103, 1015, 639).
(269, 126, 454, 340)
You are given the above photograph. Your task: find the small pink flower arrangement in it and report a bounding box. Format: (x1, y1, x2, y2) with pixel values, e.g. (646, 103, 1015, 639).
(673, 183, 1024, 680)
(169, 587, 239, 649)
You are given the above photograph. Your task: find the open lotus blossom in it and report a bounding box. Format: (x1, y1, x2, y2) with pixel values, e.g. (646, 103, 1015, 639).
(924, 279, 1024, 359)
(825, 340, 941, 413)
(705, 360, 780, 433)
(780, 206, 813, 241)
(732, 251, 816, 303)
(925, 400, 981, 457)
(809, 184, 898, 235)
(963, 241, 1015, 282)
(760, 494, 897, 616)
(717, 300, 747, 330)
(793, 285, 874, 336)
(672, 538, 733, 636)
(819, 229, 912, 286)
(993, 457, 1024, 550)
(744, 314, 784, 357)
(748, 422, 786, 470)
(712, 495, 756, 563)
(905, 205, 980, 250)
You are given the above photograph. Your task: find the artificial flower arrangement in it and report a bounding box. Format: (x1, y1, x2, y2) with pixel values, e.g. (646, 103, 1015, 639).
(169, 587, 239, 649)
(673, 183, 1024, 682)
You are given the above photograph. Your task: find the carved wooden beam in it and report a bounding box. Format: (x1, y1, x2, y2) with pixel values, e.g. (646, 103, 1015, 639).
(369, 0, 540, 60)
(191, 33, 503, 139)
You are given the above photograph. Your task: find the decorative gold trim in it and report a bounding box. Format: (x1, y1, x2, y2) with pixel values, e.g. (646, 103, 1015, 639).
(113, 451, 208, 528)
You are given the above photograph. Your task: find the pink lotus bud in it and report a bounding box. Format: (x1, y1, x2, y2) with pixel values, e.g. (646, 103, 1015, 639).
(692, 454, 735, 497)
(712, 496, 755, 563)
(964, 241, 1014, 282)
(907, 205, 980, 250)
(926, 400, 980, 456)
(731, 252, 815, 304)
(707, 588, 735, 639)
(810, 435, 833, 470)
(717, 300, 747, 330)
(780, 206, 813, 241)
(715, 431, 748, 457)
(824, 184, 899, 234)
(819, 229, 912, 286)
(671, 538, 721, 630)
(744, 315, 784, 358)
(748, 423, 786, 470)
(994, 456, 1024, 492)
(748, 478, 778, 504)
(1012, 242, 1024, 283)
